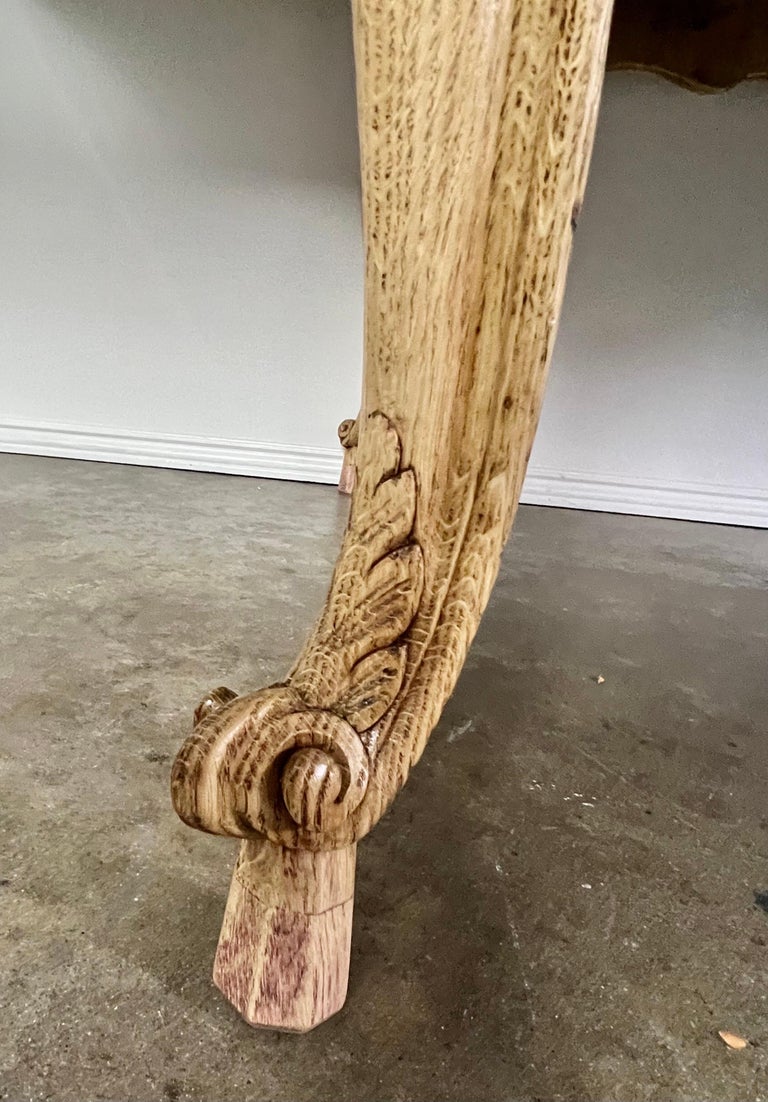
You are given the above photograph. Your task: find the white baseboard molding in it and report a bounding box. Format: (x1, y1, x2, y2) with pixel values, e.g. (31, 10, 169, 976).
(521, 468, 768, 528)
(0, 419, 342, 485)
(1, 419, 765, 526)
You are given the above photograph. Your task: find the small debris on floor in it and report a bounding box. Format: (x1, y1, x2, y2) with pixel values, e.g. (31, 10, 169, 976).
(718, 1030, 749, 1050)
(594, 674, 606, 684)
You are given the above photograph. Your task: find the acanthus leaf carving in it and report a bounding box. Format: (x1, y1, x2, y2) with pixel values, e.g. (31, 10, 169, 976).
(171, 411, 423, 847)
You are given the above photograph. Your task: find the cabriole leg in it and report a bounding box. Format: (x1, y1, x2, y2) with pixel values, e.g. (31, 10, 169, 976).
(172, 0, 613, 1031)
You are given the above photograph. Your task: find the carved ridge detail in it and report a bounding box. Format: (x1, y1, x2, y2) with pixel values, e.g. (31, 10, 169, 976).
(171, 412, 424, 848)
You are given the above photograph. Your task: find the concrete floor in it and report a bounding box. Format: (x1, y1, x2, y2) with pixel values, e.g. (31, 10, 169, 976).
(1, 453, 767, 1102)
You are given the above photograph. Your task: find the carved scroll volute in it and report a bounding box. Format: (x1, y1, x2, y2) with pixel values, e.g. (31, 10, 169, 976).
(171, 686, 371, 847)
(171, 412, 423, 850)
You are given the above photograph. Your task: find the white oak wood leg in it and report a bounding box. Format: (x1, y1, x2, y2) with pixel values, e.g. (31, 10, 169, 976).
(172, 0, 613, 1031)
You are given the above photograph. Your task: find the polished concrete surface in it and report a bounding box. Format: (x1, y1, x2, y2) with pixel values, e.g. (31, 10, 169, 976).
(1, 453, 767, 1102)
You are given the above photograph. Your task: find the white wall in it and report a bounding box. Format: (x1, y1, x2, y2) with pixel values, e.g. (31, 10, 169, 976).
(1, 1, 766, 524)
(526, 73, 768, 526)
(0, 0, 363, 479)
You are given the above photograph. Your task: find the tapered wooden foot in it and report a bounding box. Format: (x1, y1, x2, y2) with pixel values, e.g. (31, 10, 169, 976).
(213, 837, 356, 1032)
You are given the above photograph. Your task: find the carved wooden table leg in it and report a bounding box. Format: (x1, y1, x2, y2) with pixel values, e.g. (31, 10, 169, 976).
(337, 417, 358, 495)
(172, 0, 613, 1031)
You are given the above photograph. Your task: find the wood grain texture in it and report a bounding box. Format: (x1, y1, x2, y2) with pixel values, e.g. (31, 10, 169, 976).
(173, 0, 613, 854)
(213, 838, 355, 1032)
(172, 0, 613, 1031)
